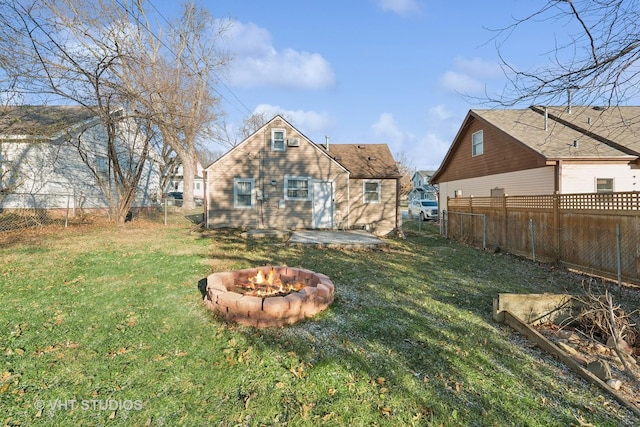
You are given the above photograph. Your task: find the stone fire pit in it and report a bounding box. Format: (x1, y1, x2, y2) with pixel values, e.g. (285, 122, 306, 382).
(204, 266, 335, 327)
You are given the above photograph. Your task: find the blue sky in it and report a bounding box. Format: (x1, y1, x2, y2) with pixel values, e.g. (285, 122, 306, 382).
(153, 0, 576, 170)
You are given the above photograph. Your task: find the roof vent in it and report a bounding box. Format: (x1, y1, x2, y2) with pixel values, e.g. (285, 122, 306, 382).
(367, 156, 377, 161)
(573, 140, 579, 148)
(357, 145, 366, 149)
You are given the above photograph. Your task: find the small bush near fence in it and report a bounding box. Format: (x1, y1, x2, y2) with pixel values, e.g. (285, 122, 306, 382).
(444, 192, 640, 285)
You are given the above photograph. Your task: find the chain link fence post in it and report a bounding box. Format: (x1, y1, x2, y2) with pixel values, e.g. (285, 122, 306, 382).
(441, 210, 447, 237)
(530, 218, 536, 262)
(616, 223, 622, 287)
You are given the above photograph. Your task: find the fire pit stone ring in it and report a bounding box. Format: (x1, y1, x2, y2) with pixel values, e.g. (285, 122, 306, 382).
(204, 266, 335, 327)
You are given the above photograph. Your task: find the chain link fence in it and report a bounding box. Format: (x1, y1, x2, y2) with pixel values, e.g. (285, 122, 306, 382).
(443, 207, 640, 285)
(0, 192, 202, 231)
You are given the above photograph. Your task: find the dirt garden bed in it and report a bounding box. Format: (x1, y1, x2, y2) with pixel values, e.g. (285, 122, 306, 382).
(494, 292, 640, 416)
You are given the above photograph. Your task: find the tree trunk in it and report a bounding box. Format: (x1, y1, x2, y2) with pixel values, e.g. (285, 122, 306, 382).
(181, 149, 196, 210)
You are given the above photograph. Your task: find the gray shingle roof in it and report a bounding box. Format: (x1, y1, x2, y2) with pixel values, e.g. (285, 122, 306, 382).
(471, 107, 636, 159)
(0, 105, 96, 141)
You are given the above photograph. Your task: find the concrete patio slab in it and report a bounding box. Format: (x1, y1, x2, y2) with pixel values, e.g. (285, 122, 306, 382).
(288, 230, 386, 249)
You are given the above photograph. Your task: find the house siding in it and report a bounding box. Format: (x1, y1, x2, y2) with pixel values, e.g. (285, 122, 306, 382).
(438, 167, 555, 211)
(561, 163, 639, 193)
(437, 116, 546, 183)
(348, 178, 398, 235)
(207, 119, 349, 230)
(0, 122, 160, 209)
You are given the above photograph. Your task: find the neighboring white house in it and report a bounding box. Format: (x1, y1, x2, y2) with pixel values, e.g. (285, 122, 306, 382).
(431, 106, 640, 211)
(408, 170, 437, 200)
(165, 159, 205, 200)
(0, 105, 162, 211)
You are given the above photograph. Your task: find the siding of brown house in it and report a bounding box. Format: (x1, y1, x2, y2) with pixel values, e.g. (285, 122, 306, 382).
(436, 114, 546, 183)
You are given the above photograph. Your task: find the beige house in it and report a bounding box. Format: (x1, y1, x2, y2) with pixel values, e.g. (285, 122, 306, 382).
(204, 115, 400, 236)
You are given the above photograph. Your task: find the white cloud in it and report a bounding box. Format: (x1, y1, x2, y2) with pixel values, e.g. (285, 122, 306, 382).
(376, 0, 422, 17)
(369, 108, 462, 170)
(427, 104, 454, 122)
(372, 113, 405, 144)
(371, 113, 416, 165)
(440, 56, 503, 95)
(225, 21, 336, 90)
(254, 104, 334, 134)
(440, 71, 484, 94)
(418, 105, 464, 169)
(453, 56, 503, 78)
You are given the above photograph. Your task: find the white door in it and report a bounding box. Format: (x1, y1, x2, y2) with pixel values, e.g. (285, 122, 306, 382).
(312, 181, 333, 229)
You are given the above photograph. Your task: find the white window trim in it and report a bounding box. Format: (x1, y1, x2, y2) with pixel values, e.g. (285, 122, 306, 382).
(595, 177, 614, 193)
(234, 177, 255, 209)
(271, 128, 286, 152)
(472, 130, 483, 157)
(363, 179, 381, 204)
(284, 176, 311, 201)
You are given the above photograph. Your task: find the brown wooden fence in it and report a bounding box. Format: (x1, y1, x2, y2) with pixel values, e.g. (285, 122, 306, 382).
(445, 192, 640, 285)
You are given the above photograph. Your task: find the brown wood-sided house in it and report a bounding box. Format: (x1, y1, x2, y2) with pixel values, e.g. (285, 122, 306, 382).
(431, 106, 640, 211)
(204, 115, 401, 236)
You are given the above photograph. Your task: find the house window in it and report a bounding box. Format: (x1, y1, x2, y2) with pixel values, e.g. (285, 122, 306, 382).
(363, 180, 381, 203)
(472, 130, 483, 157)
(234, 178, 254, 208)
(596, 178, 614, 193)
(271, 129, 285, 151)
(96, 156, 108, 176)
(284, 176, 310, 200)
(194, 182, 201, 190)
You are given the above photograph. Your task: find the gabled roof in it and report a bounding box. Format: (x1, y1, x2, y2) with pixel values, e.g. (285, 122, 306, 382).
(205, 114, 348, 174)
(412, 170, 435, 179)
(530, 105, 640, 156)
(327, 144, 400, 179)
(0, 105, 97, 142)
(431, 106, 638, 183)
(471, 107, 633, 158)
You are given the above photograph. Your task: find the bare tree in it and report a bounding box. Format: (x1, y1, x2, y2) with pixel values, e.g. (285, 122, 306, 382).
(207, 112, 270, 150)
(493, 1, 640, 107)
(134, 2, 229, 209)
(394, 152, 414, 199)
(0, 0, 230, 215)
(0, 0, 159, 223)
(196, 146, 224, 168)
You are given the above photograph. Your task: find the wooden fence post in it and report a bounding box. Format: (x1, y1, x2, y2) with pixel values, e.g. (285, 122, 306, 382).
(553, 191, 560, 261)
(502, 194, 508, 251)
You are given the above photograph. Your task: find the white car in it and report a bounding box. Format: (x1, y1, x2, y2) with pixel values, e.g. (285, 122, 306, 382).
(408, 199, 439, 221)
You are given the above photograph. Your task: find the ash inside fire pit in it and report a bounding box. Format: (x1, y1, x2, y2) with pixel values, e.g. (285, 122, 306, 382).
(203, 266, 334, 328)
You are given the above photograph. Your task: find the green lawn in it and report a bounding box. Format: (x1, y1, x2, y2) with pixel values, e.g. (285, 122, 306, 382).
(1, 219, 638, 426)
